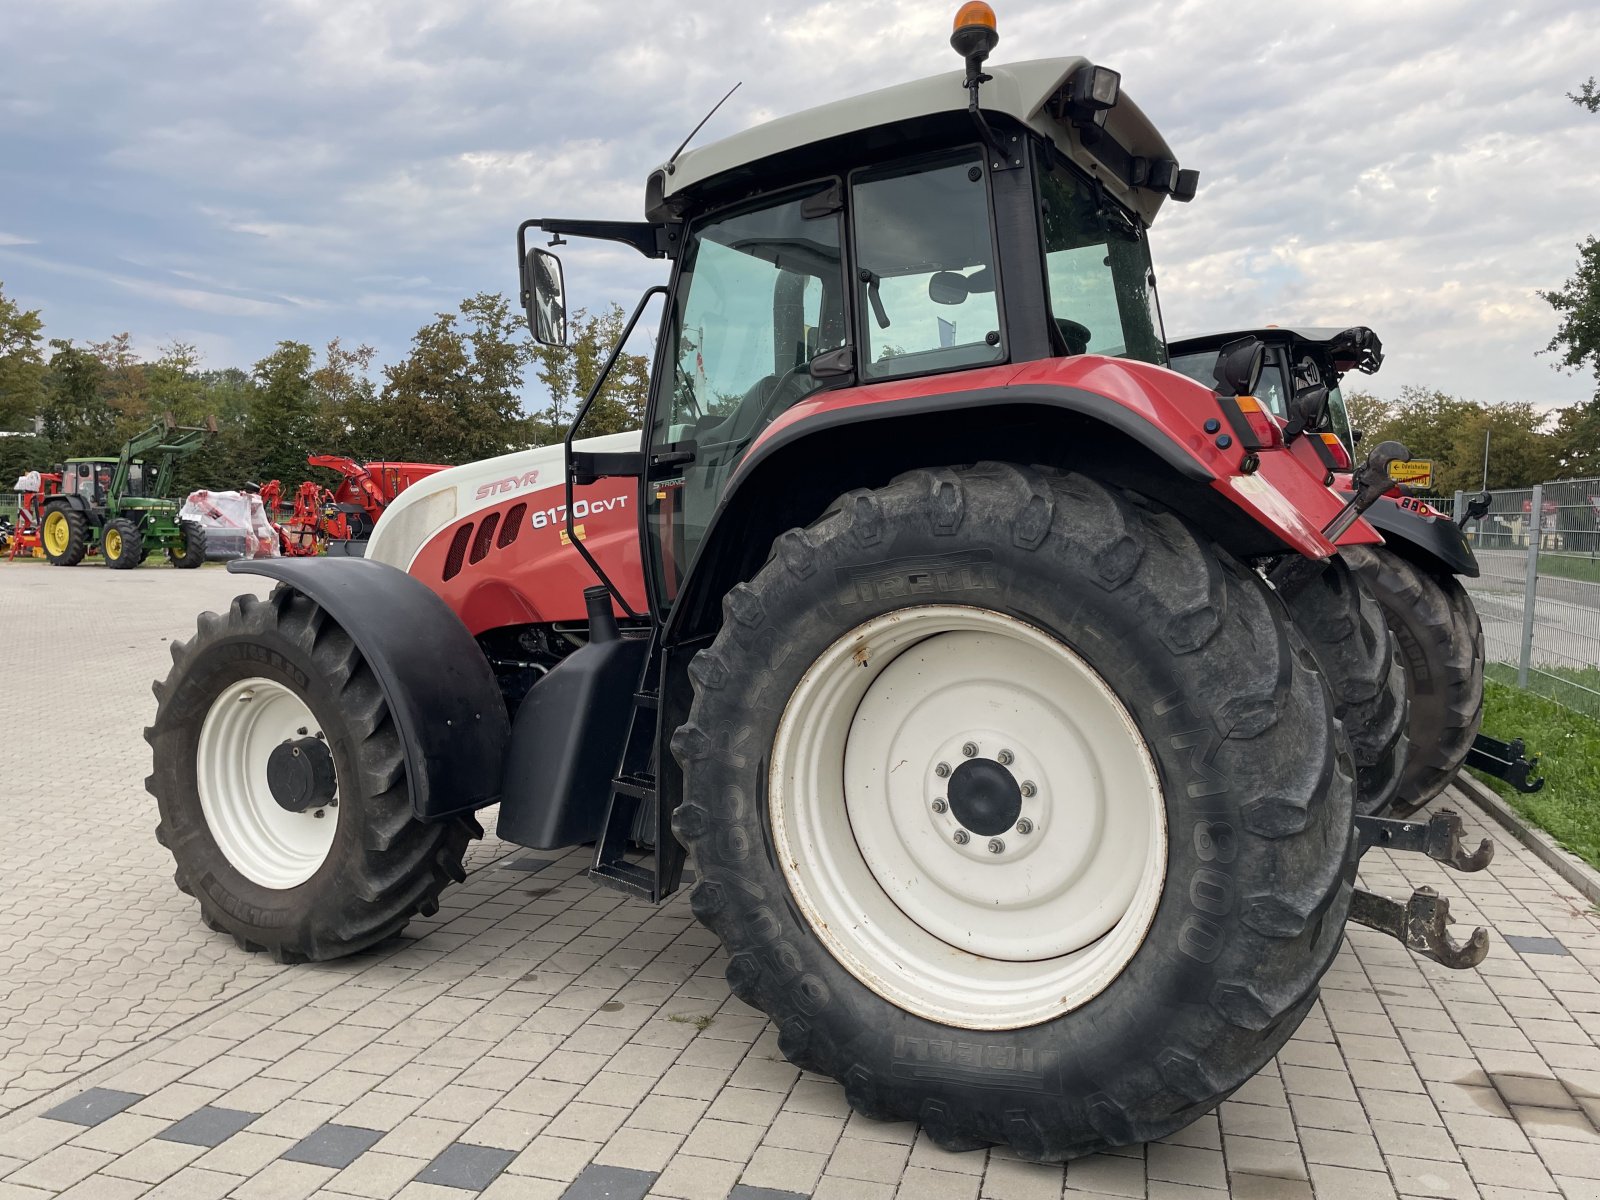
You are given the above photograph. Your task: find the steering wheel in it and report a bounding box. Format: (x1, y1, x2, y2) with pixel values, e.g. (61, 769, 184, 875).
(1054, 318, 1092, 356)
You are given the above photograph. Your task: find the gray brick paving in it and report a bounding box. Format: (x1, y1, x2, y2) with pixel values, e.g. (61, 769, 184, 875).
(3, 563, 1600, 1199)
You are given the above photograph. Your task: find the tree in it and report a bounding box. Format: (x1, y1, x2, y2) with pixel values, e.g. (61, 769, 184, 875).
(1549, 398, 1600, 478)
(247, 342, 318, 486)
(1539, 80, 1600, 403)
(379, 293, 534, 463)
(0, 281, 47, 433)
(528, 304, 650, 444)
(1540, 236, 1600, 389)
(1351, 385, 1555, 493)
(38, 340, 113, 452)
(310, 338, 379, 454)
(88, 332, 149, 433)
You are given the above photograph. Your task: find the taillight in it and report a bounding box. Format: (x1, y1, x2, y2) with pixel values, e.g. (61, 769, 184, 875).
(1215, 393, 1283, 451)
(1318, 432, 1352, 471)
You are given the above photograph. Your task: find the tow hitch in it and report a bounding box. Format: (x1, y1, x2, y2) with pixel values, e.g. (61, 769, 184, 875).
(1350, 808, 1494, 969)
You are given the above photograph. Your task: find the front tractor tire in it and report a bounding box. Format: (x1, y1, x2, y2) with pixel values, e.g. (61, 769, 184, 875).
(1342, 546, 1484, 814)
(169, 520, 207, 569)
(42, 507, 89, 566)
(103, 518, 144, 570)
(148, 588, 479, 962)
(673, 465, 1358, 1159)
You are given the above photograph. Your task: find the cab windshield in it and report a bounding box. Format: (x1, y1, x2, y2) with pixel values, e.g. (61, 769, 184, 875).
(1037, 152, 1165, 365)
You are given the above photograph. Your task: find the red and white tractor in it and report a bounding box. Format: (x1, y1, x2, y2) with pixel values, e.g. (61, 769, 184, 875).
(148, 6, 1495, 1157)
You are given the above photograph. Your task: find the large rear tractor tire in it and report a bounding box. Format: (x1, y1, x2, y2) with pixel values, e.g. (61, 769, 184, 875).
(103, 518, 144, 570)
(42, 507, 89, 567)
(672, 464, 1358, 1159)
(1342, 545, 1484, 815)
(169, 519, 206, 569)
(147, 588, 479, 962)
(1279, 557, 1409, 815)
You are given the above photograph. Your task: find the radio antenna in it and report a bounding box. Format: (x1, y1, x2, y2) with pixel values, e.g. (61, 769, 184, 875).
(667, 82, 742, 170)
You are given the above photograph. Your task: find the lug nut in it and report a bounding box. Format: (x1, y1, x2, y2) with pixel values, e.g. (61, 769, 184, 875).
(313, 809, 325, 819)
(953, 830, 970, 845)
(934, 762, 951, 778)
(1021, 780, 1037, 797)
(931, 799, 948, 814)
(997, 749, 1014, 766)
(962, 742, 978, 758)
(987, 838, 1005, 854)
(1016, 818, 1034, 835)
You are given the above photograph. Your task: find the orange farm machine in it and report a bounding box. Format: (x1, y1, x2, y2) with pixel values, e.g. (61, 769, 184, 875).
(262, 457, 449, 556)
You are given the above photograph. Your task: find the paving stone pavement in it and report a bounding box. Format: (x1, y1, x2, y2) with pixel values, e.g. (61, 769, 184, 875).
(3, 563, 1600, 1199)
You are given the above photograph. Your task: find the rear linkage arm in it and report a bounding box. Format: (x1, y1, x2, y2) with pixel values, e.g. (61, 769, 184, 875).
(1349, 808, 1494, 970)
(1349, 888, 1490, 970)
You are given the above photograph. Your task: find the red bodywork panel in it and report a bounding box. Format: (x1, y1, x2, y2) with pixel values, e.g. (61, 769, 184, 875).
(411, 356, 1379, 635)
(754, 356, 1376, 556)
(409, 477, 646, 635)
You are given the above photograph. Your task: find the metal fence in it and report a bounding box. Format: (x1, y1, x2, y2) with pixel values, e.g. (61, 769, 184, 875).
(1455, 476, 1600, 719)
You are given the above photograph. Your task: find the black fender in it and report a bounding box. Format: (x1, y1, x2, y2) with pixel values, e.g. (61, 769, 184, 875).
(44, 495, 92, 516)
(226, 557, 509, 819)
(1351, 494, 1480, 578)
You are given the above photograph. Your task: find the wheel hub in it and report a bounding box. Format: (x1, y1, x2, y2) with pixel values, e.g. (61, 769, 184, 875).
(771, 605, 1167, 1029)
(197, 678, 340, 889)
(945, 756, 1021, 836)
(266, 736, 337, 814)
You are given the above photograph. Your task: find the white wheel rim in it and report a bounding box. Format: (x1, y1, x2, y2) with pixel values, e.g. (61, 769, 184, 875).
(770, 605, 1166, 1030)
(197, 677, 339, 889)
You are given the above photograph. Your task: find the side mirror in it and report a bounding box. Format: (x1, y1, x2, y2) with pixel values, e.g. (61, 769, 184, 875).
(521, 248, 567, 346)
(1212, 337, 1265, 398)
(928, 271, 969, 305)
(1286, 384, 1330, 440)
(1285, 355, 1328, 439)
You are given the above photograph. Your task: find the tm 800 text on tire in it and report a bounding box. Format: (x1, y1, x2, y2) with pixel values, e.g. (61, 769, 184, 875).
(672, 464, 1358, 1160)
(147, 588, 479, 961)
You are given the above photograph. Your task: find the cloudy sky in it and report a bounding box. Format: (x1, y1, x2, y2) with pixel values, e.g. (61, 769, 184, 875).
(2, 0, 1597, 413)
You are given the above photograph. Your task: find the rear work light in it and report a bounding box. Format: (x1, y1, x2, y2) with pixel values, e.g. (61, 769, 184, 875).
(1215, 393, 1284, 452)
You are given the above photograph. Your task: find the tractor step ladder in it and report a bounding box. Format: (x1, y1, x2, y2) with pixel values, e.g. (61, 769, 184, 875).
(587, 644, 686, 903)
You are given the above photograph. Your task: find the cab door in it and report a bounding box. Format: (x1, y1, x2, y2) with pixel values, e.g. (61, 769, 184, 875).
(640, 184, 847, 611)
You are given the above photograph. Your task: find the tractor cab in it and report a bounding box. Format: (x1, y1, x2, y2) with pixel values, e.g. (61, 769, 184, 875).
(518, 18, 1200, 613)
(60, 458, 150, 506)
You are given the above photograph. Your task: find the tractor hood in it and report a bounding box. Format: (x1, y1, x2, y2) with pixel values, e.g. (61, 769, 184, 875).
(650, 57, 1186, 227)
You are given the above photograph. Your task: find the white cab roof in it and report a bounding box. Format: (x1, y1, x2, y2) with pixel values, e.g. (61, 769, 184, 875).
(655, 57, 1182, 225)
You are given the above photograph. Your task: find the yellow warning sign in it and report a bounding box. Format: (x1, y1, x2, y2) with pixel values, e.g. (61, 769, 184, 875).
(1388, 460, 1434, 488)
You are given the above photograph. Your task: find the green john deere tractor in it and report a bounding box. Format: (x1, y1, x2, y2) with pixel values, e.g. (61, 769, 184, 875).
(41, 415, 216, 570)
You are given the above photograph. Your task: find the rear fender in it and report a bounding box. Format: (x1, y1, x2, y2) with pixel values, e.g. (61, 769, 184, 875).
(1354, 494, 1480, 578)
(666, 357, 1371, 642)
(226, 557, 510, 819)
